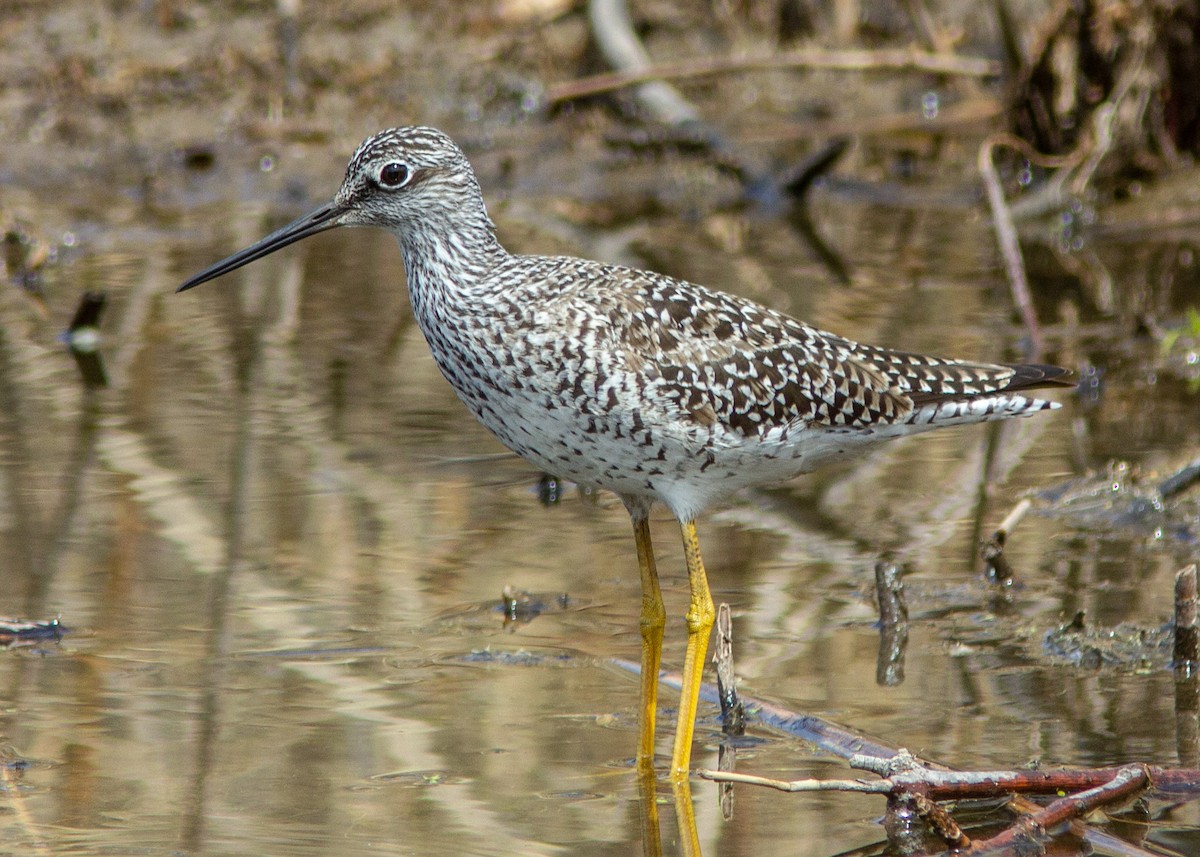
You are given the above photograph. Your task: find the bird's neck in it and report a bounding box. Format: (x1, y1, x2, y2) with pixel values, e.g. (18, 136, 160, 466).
(396, 207, 507, 308)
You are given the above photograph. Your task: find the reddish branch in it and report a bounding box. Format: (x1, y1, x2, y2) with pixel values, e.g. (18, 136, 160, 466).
(968, 765, 1149, 854)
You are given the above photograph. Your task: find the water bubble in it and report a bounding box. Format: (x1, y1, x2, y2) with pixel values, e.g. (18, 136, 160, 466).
(921, 91, 939, 120)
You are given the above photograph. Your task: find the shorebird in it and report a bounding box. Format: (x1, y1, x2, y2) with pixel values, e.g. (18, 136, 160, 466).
(178, 126, 1072, 778)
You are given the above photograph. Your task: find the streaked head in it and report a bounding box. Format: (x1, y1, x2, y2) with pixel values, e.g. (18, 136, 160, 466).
(178, 126, 490, 292)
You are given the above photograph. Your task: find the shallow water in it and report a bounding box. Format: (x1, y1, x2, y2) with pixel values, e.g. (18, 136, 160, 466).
(2, 134, 1198, 856)
(3, 8, 1200, 855)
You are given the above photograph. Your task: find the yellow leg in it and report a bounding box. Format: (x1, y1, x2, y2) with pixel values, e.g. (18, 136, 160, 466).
(632, 514, 666, 770)
(671, 519, 715, 779)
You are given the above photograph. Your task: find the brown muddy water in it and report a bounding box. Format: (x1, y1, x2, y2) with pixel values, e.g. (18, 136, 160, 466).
(2, 4, 1200, 857)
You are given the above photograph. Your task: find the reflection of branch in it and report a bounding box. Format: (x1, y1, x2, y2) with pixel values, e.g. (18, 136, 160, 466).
(0, 756, 53, 857)
(0, 324, 39, 585)
(34, 389, 104, 610)
(548, 47, 1000, 106)
(182, 276, 266, 853)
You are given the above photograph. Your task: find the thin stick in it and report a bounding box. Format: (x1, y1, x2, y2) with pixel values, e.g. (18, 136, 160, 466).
(585, 0, 698, 126)
(874, 561, 908, 686)
(981, 496, 1032, 583)
(979, 137, 1045, 360)
(912, 792, 972, 850)
(994, 496, 1033, 538)
(547, 47, 1001, 105)
(1178, 564, 1200, 768)
(698, 769, 891, 793)
(712, 603, 744, 735)
(970, 765, 1149, 852)
(702, 762, 1198, 802)
(624, 659, 937, 765)
(1175, 564, 1199, 670)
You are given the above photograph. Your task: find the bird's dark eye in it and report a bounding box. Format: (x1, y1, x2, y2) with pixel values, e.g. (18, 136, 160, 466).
(378, 162, 410, 188)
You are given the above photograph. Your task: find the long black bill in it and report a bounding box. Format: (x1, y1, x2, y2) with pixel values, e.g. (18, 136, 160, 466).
(177, 201, 348, 293)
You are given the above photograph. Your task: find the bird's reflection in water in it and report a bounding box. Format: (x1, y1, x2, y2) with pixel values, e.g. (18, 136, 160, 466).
(638, 769, 703, 857)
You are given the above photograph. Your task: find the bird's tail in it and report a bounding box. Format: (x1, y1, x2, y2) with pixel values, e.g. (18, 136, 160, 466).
(903, 362, 1074, 428)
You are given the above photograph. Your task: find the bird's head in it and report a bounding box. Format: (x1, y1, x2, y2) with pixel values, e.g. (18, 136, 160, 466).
(178, 126, 490, 293)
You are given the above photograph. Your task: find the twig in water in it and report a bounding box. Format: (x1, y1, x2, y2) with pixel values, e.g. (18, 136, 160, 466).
(980, 496, 1032, 585)
(1176, 565, 1200, 769)
(701, 762, 1172, 802)
(1159, 457, 1200, 500)
(1176, 566, 1200, 768)
(873, 562, 908, 687)
(1177, 655, 1200, 770)
(699, 769, 891, 793)
(969, 765, 1149, 853)
(781, 138, 851, 202)
(612, 656, 910, 763)
(1175, 564, 1200, 672)
(712, 603, 744, 736)
(911, 792, 972, 850)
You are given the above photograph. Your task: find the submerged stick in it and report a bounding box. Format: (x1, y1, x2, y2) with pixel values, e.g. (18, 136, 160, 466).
(614, 657, 908, 763)
(981, 496, 1032, 584)
(712, 603, 745, 736)
(874, 561, 908, 686)
(969, 765, 1149, 854)
(1175, 564, 1199, 671)
(911, 793, 972, 850)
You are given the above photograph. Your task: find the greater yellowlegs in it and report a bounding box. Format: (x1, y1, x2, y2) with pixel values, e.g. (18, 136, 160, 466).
(179, 126, 1072, 778)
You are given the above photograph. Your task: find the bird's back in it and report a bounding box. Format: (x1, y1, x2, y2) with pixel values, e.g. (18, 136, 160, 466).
(408, 252, 1070, 518)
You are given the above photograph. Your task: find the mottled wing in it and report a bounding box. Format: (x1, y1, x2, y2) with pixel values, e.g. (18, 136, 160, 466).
(584, 268, 1065, 436)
